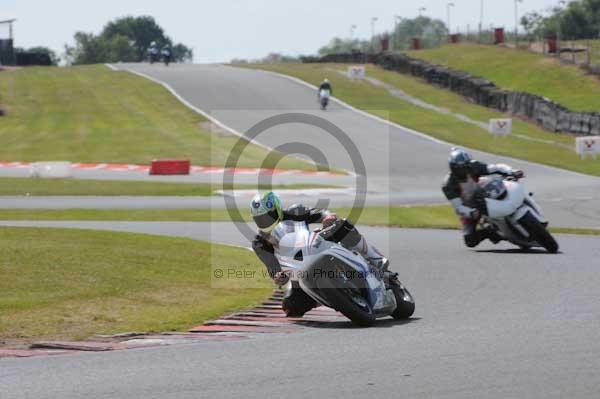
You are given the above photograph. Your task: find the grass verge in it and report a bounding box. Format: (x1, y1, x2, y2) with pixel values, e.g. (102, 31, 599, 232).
(0, 65, 308, 170)
(0, 177, 336, 196)
(241, 62, 600, 176)
(0, 206, 598, 236)
(0, 227, 272, 343)
(408, 43, 600, 112)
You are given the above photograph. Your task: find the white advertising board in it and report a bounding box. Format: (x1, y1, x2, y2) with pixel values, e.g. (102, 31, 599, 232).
(348, 65, 366, 80)
(489, 119, 512, 136)
(575, 136, 600, 159)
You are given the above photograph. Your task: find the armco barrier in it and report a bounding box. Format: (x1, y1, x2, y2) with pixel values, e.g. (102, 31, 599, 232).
(306, 52, 600, 136)
(30, 162, 73, 178)
(149, 159, 191, 175)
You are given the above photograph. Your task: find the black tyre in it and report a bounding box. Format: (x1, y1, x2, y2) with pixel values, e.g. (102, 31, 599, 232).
(519, 212, 559, 253)
(316, 270, 376, 327)
(390, 283, 415, 320)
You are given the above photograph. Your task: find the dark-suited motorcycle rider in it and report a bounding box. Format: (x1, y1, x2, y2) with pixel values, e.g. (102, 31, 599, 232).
(442, 148, 524, 248)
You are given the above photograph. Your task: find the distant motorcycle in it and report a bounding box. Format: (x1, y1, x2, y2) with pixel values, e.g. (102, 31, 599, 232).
(148, 49, 160, 64)
(319, 89, 330, 110)
(475, 175, 559, 253)
(274, 219, 415, 326)
(162, 49, 172, 66)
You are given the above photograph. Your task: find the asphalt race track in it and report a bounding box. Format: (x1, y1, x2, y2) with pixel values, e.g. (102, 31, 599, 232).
(3, 64, 600, 398)
(2, 222, 600, 398)
(110, 63, 600, 229)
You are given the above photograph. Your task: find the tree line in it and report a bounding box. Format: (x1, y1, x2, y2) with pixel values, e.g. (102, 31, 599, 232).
(521, 0, 600, 40)
(14, 16, 193, 66)
(64, 16, 193, 65)
(318, 16, 447, 55)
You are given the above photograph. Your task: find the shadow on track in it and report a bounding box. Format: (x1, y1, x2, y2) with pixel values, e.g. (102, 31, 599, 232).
(475, 248, 562, 255)
(296, 317, 421, 330)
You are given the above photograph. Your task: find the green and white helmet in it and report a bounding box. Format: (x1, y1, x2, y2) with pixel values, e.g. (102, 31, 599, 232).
(250, 191, 283, 233)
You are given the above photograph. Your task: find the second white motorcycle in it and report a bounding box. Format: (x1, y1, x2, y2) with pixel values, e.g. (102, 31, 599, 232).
(476, 175, 559, 253)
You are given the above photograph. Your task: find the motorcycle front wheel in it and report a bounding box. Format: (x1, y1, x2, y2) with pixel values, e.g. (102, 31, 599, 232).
(390, 283, 415, 320)
(519, 212, 559, 253)
(316, 269, 376, 326)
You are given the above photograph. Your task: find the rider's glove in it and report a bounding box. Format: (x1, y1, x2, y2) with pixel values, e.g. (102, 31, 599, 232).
(322, 213, 338, 228)
(470, 208, 481, 220)
(512, 169, 524, 179)
(273, 271, 290, 287)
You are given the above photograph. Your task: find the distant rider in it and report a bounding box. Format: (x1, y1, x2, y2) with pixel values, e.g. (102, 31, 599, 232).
(318, 78, 332, 97)
(442, 148, 524, 248)
(250, 191, 387, 317)
(148, 41, 160, 63)
(161, 45, 172, 64)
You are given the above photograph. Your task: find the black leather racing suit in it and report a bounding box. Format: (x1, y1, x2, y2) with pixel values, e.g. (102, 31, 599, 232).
(318, 82, 332, 94)
(442, 160, 514, 247)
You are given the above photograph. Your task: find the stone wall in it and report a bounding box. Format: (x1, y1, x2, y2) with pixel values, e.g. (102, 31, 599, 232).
(305, 52, 600, 136)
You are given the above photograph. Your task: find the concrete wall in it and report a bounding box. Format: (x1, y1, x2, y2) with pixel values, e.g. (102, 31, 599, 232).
(305, 52, 600, 136)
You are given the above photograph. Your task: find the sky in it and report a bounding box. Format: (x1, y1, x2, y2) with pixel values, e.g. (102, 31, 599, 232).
(1, 0, 563, 63)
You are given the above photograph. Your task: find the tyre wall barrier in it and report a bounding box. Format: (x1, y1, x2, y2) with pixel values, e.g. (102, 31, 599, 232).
(306, 52, 600, 136)
(149, 159, 191, 175)
(29, 162, 73, 178)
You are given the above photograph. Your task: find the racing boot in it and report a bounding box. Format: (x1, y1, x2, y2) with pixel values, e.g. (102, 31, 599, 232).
(482, 226, 502, 244)
(350, 236, 389, 273)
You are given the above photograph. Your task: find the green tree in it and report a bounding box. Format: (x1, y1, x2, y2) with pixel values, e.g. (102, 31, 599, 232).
(66, 16, 193, 65)
(521, 0, 600, 40)
(102, 16, 167, 61)
(171, 43, 193, 62)
(318, 38, 370, 55)
(25, 46, 60, 65)
(392, 16, 446, 50)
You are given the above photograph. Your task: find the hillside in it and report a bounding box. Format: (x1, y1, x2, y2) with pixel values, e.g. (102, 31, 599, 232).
(243, 62, 600, 176)
(0, 65, 307, 169)
(408, 43, 600, 112)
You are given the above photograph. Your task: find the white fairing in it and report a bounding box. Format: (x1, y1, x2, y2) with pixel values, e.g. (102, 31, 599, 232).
(482, 178, 548, 246)
(485, 181, 525, 219)
(319, 89, 330, 100)
(273, 220, 395, 315)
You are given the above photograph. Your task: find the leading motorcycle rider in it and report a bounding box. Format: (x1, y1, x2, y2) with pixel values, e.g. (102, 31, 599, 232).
(318, 78, 333, 96)
(251, 191, 387, 317)
(443, 148, 524, 248)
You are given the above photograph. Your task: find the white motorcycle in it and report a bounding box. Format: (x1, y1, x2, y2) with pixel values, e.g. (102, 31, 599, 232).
(319, 89, 330, 110)
(476, 175, 559, 253)
(273, 220, 415, 326)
